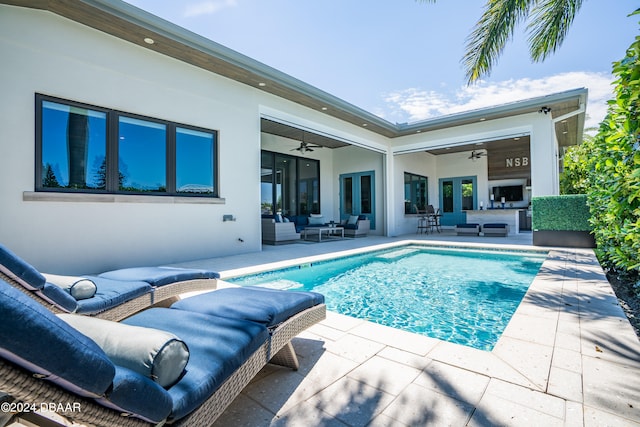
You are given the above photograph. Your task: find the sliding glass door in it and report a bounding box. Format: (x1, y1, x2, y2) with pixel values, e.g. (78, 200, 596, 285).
(261, 150, 319, 216)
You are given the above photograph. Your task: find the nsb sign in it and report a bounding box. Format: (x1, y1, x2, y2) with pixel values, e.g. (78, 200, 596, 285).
(505, 157, 529, 168)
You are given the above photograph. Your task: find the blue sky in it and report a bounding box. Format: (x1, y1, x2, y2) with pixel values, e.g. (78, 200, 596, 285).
(124, 0, 637, 131)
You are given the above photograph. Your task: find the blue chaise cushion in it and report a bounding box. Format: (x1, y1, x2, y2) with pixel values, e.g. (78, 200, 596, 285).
(59, 314, 190, 388)
(0, 243, 46, 290)
(43, 274, 97, 300)
(123, 308, 269, 422)
(0, 279, 115, 397)
(74, 277, 152, 315)
(98, 266, 219, 287)
(171, 286, 325, 328)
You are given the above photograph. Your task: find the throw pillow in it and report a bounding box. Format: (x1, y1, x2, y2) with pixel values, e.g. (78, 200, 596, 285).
(58, 314, 189, 388)
(308, 216, 324, 225)
(348, 215, 359, 225)
(43, 273, 97, 300)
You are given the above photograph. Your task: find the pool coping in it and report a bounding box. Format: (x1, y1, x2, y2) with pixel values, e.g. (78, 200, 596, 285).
(177, 239, 640, 425)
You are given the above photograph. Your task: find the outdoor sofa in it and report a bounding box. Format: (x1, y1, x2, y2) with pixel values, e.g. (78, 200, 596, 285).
(0, 244, 326, 426)
(261, 214, 300, 245)
(261, 213, 328, 244)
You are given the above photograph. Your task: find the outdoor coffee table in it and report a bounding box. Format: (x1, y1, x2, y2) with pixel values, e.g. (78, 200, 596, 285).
(302, 226, 344, 242)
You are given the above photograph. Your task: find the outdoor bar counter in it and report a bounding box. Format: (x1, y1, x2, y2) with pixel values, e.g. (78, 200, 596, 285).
(466, 209, 525, 235)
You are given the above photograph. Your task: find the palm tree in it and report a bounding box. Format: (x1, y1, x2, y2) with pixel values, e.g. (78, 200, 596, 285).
(420, 0, 585, 83)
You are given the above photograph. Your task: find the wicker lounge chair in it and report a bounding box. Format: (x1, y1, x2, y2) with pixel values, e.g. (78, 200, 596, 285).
(0, 244, 219, 321)
(0, 277, 326, 426)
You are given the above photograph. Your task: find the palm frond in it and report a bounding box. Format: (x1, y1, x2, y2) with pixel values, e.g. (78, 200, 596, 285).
(462, 0, 532, 84)
(527, 0, 584, 61)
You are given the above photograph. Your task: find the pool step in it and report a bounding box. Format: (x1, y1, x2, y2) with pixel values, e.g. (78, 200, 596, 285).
(376, 248, 419, 261)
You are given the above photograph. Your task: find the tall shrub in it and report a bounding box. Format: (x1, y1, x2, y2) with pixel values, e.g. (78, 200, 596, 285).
(587, 18, 640, 271)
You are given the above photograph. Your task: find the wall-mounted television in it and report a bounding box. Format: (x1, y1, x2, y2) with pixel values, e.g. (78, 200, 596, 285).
(492, 185, 524, 202)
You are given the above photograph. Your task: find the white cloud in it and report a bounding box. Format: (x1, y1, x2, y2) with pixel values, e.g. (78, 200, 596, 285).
(383, 72, 615, 131)
(184, 0, 238, 17)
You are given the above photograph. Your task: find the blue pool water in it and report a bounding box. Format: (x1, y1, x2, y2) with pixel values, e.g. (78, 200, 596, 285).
(228, 245, 547, 350)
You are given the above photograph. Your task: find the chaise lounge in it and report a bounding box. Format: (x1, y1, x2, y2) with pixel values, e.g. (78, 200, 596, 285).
(0, 246, 326, 426)
(0, 244, 219, 321)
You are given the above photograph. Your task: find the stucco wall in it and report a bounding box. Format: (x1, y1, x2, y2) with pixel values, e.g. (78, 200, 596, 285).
(0, 6, 259, 272)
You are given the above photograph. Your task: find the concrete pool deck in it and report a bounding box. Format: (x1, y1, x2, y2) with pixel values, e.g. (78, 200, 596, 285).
(170, 231, 640, 426)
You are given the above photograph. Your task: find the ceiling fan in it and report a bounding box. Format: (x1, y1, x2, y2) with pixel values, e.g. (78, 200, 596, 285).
(468, 149, 487, 160)
(291, 134, 322, 154)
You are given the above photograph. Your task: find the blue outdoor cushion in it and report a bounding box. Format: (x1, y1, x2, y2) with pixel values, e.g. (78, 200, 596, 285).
(0, 279, 115, 397)
(0, 243, 45, 290)
(171, 286, 325, 328)
(456, 223, 480, 228)
(75, 277, 152, 315)
(483, 223, 508, 228)
(96, 366, 173, 423)
(98, 266, 219, 287)
(123, 308, 269, 422)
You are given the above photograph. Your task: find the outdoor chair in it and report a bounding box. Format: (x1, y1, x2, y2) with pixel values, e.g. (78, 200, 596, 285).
(0, 277, 326, 426)
(342, 215, 370, 237)
(0, 243, 219, 321)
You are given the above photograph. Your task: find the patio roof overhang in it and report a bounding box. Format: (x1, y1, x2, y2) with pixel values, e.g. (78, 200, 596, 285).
(2, 0, 587, 149)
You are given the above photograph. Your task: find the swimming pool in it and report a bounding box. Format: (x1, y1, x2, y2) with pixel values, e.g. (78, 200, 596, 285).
(228, 245, 547, 350)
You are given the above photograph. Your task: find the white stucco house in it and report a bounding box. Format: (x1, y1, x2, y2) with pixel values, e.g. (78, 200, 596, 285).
(0, 0, 587, 273)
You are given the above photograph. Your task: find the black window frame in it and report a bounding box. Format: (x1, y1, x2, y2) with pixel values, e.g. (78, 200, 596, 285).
(35, 93, 219, 198)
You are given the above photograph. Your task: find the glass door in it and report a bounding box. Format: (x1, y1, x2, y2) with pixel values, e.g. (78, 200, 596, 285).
(439, 176, 477, 226)
(340, 171, 375, 229)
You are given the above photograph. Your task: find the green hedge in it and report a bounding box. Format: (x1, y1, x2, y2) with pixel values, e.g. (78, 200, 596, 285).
(532, 195, 591, 231)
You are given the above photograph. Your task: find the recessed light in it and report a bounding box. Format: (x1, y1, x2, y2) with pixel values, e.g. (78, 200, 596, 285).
(321, 107, 328, 111)
(258, 82, 266, 87)
(143, 37, 155, 45)
(514, 137, 520, 140)
(562, 131, 568, 134)
(362, 123, 368, 127)
(479, 118, 486, 121)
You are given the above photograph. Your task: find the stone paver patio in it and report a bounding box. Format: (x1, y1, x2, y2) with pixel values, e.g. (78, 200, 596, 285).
(175, 232, 640, 426)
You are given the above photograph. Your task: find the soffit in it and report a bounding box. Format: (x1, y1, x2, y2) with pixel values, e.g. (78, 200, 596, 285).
(3, 0, 586, 145)
(261, 119, 349, 149)
(426, 136, 530, 156)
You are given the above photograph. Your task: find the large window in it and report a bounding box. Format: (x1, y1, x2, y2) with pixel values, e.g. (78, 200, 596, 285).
(260, 150, 319, 216)
(404, 172, 428, 214)
(36, 94, 218, 197)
